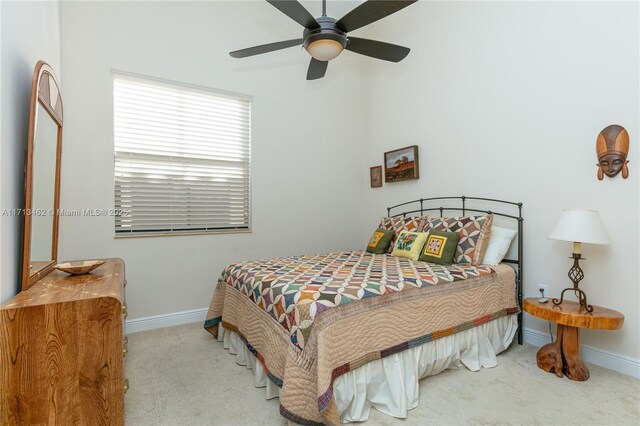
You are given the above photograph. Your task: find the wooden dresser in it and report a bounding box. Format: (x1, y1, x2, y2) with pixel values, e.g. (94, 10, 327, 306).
(0, 258, 127, 425)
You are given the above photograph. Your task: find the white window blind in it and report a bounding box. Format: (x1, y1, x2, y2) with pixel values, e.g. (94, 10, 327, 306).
(113, 73, 251, 235)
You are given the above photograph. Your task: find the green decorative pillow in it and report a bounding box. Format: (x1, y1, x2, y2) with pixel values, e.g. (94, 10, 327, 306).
(419, 230, 460, 265)
(366, 228, 395, 254)
(391, 231, 429, 261)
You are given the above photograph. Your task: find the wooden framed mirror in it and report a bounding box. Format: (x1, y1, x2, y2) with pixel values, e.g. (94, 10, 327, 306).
(21, 61, 63, 290)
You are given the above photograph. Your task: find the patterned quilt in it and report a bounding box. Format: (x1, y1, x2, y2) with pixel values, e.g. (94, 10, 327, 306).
(214, 250, 495, 350)
(205, 251, 517, 425)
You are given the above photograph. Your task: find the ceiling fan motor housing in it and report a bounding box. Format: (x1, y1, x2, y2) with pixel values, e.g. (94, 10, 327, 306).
(303, 16, 348, 53)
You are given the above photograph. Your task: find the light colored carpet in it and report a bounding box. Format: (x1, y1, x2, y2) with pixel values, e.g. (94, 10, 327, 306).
(125, 322, 639, 425)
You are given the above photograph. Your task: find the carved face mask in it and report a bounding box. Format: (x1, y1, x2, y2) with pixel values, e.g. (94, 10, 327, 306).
(596, 125, 629, 180)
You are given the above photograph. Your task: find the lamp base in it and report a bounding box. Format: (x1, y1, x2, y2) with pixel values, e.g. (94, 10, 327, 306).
(552, 254, 593, 313)
(552, 287, 593, 313)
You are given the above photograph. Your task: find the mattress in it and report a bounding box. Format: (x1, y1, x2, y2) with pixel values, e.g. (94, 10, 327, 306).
(204, 251, 518, 425)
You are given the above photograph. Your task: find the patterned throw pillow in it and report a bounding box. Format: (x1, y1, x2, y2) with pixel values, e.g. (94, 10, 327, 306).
(379, 216, 430, 253)
(366, 228, 395, 254)
(419, 230, 460, 265)
(422, 214, 494, 265)
(390, 231, 429, 261)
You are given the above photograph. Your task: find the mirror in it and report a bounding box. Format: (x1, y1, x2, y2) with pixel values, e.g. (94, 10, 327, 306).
(21, 61, 63, 290)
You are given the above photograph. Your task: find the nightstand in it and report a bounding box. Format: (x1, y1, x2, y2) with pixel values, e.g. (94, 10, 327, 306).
(523, 298, 624, 381)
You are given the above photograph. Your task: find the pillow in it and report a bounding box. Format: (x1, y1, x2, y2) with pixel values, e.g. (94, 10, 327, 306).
(419, 230, 459, 265)
(422, 214, 494, 265)
(366, 228, 395, 254)
(481, 226, 517, 265)
(379, 216, 429, 253)
(390, 231, 428, 261)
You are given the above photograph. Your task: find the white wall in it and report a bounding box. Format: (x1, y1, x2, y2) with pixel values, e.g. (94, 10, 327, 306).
(57, 1, 369, 318)
(0, 1, 62, 303)
(360, 1, 639, 360)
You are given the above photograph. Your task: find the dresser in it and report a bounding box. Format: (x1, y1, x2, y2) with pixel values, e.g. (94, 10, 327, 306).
(0, 258, 128, 425)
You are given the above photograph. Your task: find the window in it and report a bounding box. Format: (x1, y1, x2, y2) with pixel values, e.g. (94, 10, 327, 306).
(113, 73, 251, 236)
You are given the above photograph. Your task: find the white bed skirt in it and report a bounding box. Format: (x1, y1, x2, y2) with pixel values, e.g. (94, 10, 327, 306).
(216, 314, 518, 423)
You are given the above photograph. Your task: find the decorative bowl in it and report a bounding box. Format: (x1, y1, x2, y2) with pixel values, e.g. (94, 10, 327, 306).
(55, 260, 105, 275)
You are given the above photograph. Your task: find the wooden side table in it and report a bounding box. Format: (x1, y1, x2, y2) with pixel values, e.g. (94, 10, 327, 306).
(523, 298, 624, 381)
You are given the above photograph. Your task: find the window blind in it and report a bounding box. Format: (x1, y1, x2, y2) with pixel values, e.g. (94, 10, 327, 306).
(113, 73, 251, 235)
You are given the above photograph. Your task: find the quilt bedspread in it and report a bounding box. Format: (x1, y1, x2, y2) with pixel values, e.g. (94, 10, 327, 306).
(216, 251, 495, 350)
(204, 251, 518, 425)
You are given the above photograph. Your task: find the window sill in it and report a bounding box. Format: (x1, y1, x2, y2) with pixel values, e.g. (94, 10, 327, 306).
(113, 228, 252, 239)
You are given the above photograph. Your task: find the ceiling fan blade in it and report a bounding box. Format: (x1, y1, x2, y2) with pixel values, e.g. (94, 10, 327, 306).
(336, 0, 417, 33)
(229, 38, 303, 58)
(346, 37, 410, 62)
(306, 58, 328, 80)
(266, 0, 320, 29)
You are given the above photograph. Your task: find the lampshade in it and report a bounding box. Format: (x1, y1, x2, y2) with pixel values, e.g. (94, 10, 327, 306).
(306, 39, 344, 61)
(548, 209, 610, 245)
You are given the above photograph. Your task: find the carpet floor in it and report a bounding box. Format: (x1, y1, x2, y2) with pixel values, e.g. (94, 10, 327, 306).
(124, 322, 639, 425)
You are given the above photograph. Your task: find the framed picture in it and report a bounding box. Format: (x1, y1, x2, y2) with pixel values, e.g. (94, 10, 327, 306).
(370, 166, 383, 188)
(384, 145, 419, 183)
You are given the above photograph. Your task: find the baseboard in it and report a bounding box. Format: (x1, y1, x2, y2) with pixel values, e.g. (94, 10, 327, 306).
(125, 310, 639, 378)
(125, 307, 208, 334)
(522, 327, 640, 378)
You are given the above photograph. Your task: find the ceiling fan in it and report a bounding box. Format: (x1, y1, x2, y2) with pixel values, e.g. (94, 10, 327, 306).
(230, 0, 417, 80)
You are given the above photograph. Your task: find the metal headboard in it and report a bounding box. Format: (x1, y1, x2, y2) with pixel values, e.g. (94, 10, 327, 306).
(387, 196, 524, 345)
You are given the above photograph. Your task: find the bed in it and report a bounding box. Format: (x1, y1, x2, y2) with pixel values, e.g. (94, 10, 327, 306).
(204, 196, 523, 425)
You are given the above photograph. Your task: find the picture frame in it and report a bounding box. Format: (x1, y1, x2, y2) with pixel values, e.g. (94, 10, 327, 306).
(384, 145, 419, 183)
(370, 166, 383, 188)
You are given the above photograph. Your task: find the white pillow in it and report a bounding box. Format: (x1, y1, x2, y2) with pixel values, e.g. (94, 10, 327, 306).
(482, 226, 517, 265)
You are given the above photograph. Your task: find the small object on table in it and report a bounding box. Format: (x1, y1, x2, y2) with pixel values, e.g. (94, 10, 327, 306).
(539, 297, 548, 303)
(54, 259, 106, 275)
(523, 298, 623, 381)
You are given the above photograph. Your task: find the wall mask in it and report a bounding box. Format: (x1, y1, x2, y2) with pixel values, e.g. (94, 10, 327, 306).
(596, 124, 629, 180)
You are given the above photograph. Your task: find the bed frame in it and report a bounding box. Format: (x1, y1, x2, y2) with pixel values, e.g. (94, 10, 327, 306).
(387, 196, 524, 345)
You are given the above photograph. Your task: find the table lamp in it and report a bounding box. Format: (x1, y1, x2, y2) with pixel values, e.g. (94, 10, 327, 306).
(547, 209, 610, 312)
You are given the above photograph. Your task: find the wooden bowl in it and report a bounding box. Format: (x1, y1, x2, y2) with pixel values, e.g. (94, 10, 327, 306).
(55, 260, 106, 275)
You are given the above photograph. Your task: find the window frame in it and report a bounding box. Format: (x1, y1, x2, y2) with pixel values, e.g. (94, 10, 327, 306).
(112, 70, 252, 238)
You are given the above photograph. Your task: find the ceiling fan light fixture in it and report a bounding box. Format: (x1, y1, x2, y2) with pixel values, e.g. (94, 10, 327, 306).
(306, 39, 344, 61)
